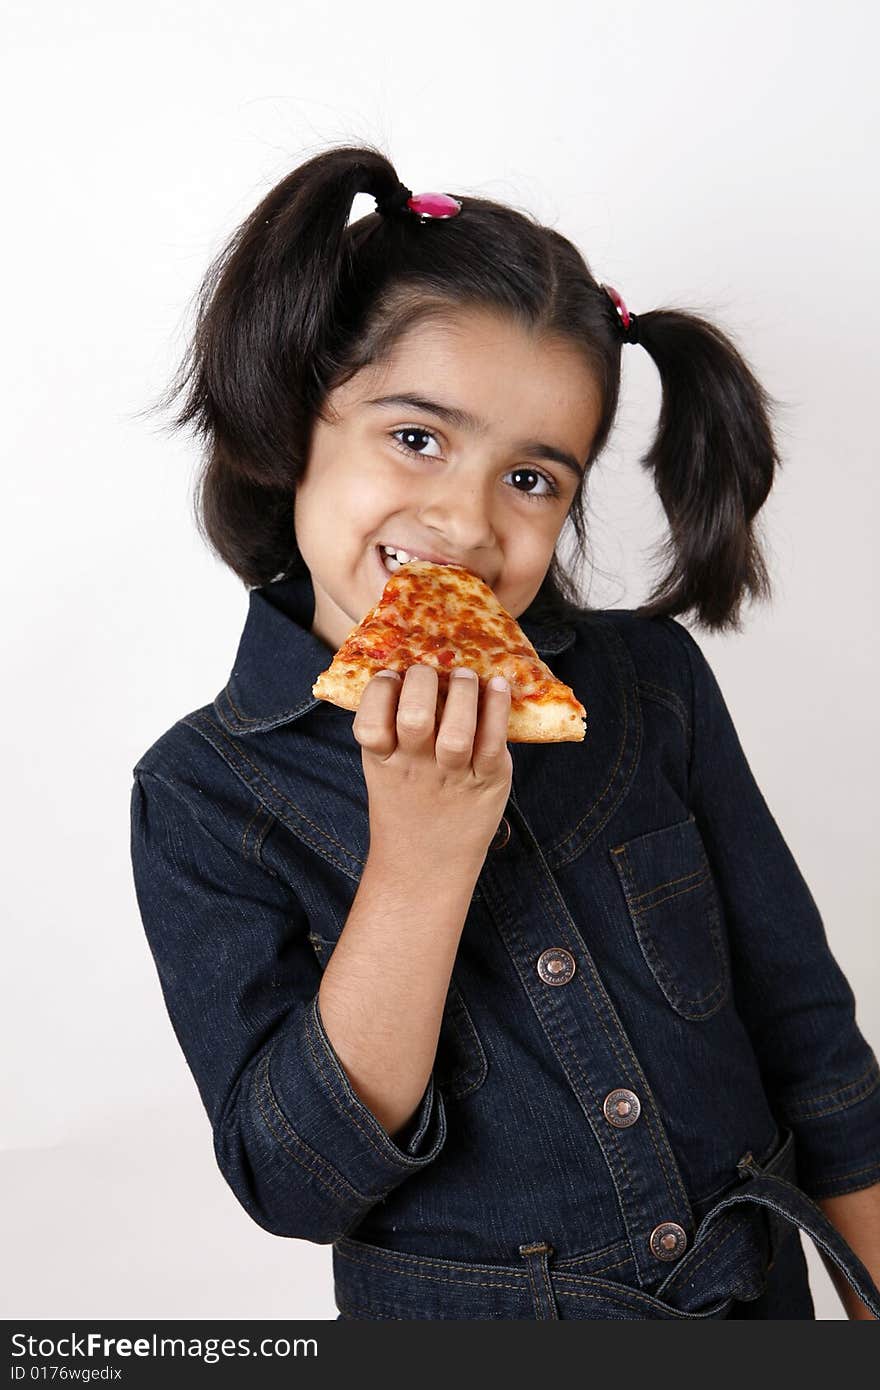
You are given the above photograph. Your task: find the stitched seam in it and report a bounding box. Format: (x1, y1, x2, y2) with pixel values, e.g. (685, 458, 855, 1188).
(253, 1045, 365, 1203)
(305, 1003, 408, 1163)
(336, 1241, 632, 1287)
(254, 807, 279, 876)
(537, 1254, 556, 1312)
(637, 679, 690, 738)
(796, 1058, 879, 1104)
(568, 1253, 632, 1276)
(626, 925, 724, 1008)
(623, 867, 707, 903)
(523, 1258, 542, 1313)
(552, 624, 632, 860)
(630, 876, 710, 911)
(306, 999, 436, 1168)
(787, 1074, 879, 1120)
(241, 802, 264, 861)
(528, 861, 691, 1221)
(555, 870, 693, 1215)
(656, 620, 697, 788)
(523, 870, 639, 1214)
(187, 710, 359, 861)
(808, 1161, 880, 1197)
(222, 682, 308, 726)
(714, 1182, 880, 1312)
(613, 844, 726, 1015)
(438, 988, 486, 1099)
(555, 1242, 631, 1272)
(658, 1219, 740, 1297)
(343, 1279, 729, 1319)
(781, 1060, 880, 1120)
(818, 1159, 880, 1181)
(334, 1245, 529, 1293)
(335, 1224, 762, 1316)
(336, 1241, 531, 1278)
(549, 1274, 731, 1317)
(441, 993, 471, 1090)
(614, 849, 724, 1012)
(553, 1239, 628, 1273)
(547, 1289, 733, 1318)
(184, 711, 365, 870)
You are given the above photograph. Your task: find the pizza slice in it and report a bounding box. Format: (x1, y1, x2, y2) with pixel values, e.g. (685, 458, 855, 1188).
(312, 560, 586, 743)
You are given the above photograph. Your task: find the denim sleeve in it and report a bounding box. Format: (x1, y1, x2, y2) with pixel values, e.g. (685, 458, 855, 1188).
(129, 768, 447, 1243)
(663, 619, 880, 1200)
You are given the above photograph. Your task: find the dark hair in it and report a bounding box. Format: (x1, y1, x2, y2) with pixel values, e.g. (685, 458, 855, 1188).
(138, 142, 790, 633)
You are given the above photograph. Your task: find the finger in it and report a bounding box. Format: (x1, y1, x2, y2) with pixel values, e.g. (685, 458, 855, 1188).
(472, 675, 512, 768)
(394, 663, 440, 752)
(351, 669, 402, 757)
(434, 667, 480, 767)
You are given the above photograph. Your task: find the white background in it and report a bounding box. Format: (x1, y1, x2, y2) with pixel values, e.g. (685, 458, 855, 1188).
(2, 0, 877, 1322)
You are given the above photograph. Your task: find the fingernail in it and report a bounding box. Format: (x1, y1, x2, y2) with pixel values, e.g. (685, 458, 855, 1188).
(489, 676, 509, 691)
(376, 669, 401, 679)
(451, 667, 477, 679)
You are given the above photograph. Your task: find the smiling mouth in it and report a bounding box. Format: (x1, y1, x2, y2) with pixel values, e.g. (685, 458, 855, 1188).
(370, 545, 499, 595)
(375, 545, 460, 575)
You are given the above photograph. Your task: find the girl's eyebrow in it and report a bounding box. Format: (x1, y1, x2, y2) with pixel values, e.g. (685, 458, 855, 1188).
(364, 392, 586, 479)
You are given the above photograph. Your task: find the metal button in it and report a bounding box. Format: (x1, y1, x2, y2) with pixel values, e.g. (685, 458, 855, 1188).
(603, 1088, 641, 1128)
(536, 948, 576, 985)
(490, 816, 511, 850)
(649, 1222, 688, 1261)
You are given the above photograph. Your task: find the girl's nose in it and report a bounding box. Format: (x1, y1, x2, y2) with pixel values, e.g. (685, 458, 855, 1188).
(416, 495, 495, 554)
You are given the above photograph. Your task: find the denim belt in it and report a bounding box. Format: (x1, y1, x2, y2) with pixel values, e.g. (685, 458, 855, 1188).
(333, 1127, 880, 1320)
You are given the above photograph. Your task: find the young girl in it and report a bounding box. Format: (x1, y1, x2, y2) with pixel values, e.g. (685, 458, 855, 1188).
(130, 143, 880, 1321)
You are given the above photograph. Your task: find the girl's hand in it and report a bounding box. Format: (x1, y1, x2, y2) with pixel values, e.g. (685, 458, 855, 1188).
(352, 664, 513, 878)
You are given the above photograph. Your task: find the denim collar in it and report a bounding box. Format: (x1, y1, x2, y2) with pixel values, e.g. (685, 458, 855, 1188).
(215, 568, 578, 735)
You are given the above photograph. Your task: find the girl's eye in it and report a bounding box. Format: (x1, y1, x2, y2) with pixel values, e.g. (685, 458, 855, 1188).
(388, 426, 561, 504)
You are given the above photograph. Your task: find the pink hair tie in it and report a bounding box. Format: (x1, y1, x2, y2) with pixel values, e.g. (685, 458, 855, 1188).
(600, 283, 641, 345)
(375, 182, 463, 222)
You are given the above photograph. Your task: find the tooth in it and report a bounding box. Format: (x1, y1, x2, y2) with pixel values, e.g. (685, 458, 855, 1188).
(396, 548, 413, 564)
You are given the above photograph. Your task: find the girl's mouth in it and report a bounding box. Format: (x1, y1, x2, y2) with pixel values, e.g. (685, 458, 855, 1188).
(374, 544, 397, 581)
(373, 544, 435, 579)
(376, 544, 402, 576)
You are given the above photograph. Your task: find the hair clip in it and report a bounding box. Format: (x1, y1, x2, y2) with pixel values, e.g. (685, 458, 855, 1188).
(600, 283, 640, 345)
(375, 183, 462, 222)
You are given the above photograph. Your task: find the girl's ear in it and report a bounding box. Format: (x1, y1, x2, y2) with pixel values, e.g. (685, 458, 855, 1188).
(632, 307, 787, 633)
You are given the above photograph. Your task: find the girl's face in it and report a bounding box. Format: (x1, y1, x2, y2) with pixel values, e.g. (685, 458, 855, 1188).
(294, 307, 604, 652)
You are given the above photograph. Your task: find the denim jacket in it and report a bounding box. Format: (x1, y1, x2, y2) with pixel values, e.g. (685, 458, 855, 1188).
(130, 570, 880, 1319)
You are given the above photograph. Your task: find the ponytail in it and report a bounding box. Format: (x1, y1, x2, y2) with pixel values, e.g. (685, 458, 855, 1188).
(135, 144, 418, 586)
(630, 307, 785, 633)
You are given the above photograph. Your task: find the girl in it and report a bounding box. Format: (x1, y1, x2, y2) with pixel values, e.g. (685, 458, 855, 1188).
(130, 144, 880, 1321)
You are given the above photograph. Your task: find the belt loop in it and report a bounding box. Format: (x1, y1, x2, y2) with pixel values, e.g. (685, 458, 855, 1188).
(735, 1148, 787, 1269)
(518, 1240, 561, 1319)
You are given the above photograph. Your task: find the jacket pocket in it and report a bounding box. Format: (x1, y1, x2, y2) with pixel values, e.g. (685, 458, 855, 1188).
(308, 936, 488, 1101)
(434, 975, 489, 1101)
(610, 815, 730, 1021)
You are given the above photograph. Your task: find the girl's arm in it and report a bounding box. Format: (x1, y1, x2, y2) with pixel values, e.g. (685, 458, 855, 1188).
(130, 766, 449, 1245)
(818, 1183, 880, 1319)
(317, 842, 482, 1141)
